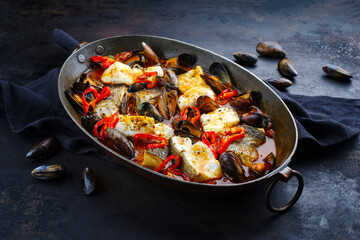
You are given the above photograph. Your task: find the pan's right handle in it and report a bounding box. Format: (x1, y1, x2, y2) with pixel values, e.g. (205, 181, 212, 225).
(53, 28, 86, 53)
(264, 167, 304, 213)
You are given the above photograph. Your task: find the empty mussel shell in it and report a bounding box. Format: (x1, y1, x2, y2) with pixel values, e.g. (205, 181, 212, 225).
(82, 167, 96, 195)
(250, 152, 276, 176)
(81, 114, 100, 133)
(106, 128, 135, 159)
(219, 151, 245, 183)
(278, 58, 297, 77)
(26, 137, 60, 160)
(256, 41, 286, 58)
(31, 164, 65, 180)
(233, 51, 258, 66)
(265, 78, 292, 90)
(240, 112, 270, 128)
(128, 82, 148, 93)
(142, 42, 159, 65)
(138, 102, 164, 122)
(322, 64, 353, 80)
(209, 62, 233, 90)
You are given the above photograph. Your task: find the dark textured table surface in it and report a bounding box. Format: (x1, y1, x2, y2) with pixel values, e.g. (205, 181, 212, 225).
(0, 0, 359, 239)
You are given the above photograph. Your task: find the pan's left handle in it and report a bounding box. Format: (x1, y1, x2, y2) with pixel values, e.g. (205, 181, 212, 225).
(264, 166, 304, 213)
(53, 28, 87, 53)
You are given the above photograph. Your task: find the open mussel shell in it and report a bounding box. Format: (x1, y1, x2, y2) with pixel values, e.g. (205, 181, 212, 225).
(322, 64, 353, 80)
(167, 67, 188, 75)
(106, 128, 135, 159)
(26, 137, 60, 160)
(250, 152, 276, 176)
(65, 90, 83, 113)
(31, 164, 65, 180)
(82, 167, 96, 195)
(240, 112, 270, 128)
(219, 151, 245, 183)
(230, 91, 262, 110)
(138, 102, 164, 122)
(233, 51, 258, 66)
(164, 68, 179, 87)
(158, 88, 170, 120)
(167, 90, 178, 118)
(81, 114, 100, 133)
(142, 42, 159, 65)
(123, 52, 145, 66)
(174, 130, 201, 144)
(265, 78, 292, 90)
(209, 62, 233, 89)
(200, 74, 227, 95)
(256, 41, 286, 58)
(278, 58, 297, 77)
(177, 120, 202, 138)
(128, 82, 148, 93)
(127, 93, 137, 115)
(197, 96, 219, 114)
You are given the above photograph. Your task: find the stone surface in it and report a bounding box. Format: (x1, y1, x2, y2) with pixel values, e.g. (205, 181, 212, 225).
(0, 0, 359, 239)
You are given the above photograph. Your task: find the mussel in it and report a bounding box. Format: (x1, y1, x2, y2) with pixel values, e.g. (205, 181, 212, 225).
(164, 68, 179, 87)
(256, 41, 286, 58)
(174, 130, 201, 143)
(218, 151, 245, 183)
(82, 167, 96, 195)
(142, 42, 159, 65)
(26, 137, 60, 160)
(200, 74, 227, 95)
(177, 120, 202, 138)
(127, 93, 137, 115)
(278, 58, 297, 77)
(128, 82, 148, 93)
(167, 67, 188, 75)
(233, 51, 258, 66)
(209, 62, 233, 90)
(158, 88, 170, 120)
(165, 53, 196, 67)
(142, 151, 164, 170)
(240, 112, 270, 128)
(167, 90, 178, 118)
(322, 64, 353, 80)
(123, 52, 146, 66)
(197, 96, 219, 114)
(65, 90, 83, 113)
(265, 78, 292, 90)
(106, 128, 135, 159)
(230, 91, 262, 111)
(250, 152, 276, 176)
(138, 102, 164, 122)
(31, 164, 65, 180)
(81, 114, 100, 133)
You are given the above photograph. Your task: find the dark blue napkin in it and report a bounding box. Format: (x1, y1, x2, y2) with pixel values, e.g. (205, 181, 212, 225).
(0, 29, 359, 160)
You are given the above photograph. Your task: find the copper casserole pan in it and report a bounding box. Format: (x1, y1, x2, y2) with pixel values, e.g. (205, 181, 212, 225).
(57, 33, 303, 213)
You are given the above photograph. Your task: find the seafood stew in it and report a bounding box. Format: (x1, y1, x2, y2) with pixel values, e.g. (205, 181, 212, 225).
(65, 42, 279, 185)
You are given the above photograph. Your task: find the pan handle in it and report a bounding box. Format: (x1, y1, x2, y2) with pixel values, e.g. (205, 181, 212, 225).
(264, 166, 304, 213)
(53, 28, 87, 53)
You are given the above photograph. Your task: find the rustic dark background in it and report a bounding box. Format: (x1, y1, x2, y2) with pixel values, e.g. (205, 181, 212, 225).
(0, 0, 359, 239)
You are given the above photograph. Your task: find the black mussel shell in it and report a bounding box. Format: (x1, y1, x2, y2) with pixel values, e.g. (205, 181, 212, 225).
(164, 68, 179, 87)
(26, 137, 60, 160)
(209, 62, 233, 89)
(138, 102, 164, 122)
(123, 53, 145, 66)
(265, 78, 292, 90)
(240, 112, 269, 128)
(128, 82, 148, 93)
(157, 88, 170, 120)
(81, 114, 100, 133)
(72, 81, 89, 93)
(230, 96, 252, 112)
(31, 164, 65, 180)
(127, 93, 137, 115)
(106, 128, 135, 159)
(177, 120, 202, 138)
(174, 130, 201, 144)
(322, 64, 353, 80)
(178, 53, 196, 66)
(250, 152, 276, 176)
(219, 151, 245, 183)
(119, 92, 128, 115)
(65, 90, 83, 113)
(167, 67, 188, 75)
(197, 96, 219, 114)
(167, 90, 178, 118)
(200, 74, 227, 95)
(256, 41, 286, 58)
(278, 58, 297, 77)
(142, 42, 159, 65)
(82, 167, 96, 195)
(233, 51, 258, 66)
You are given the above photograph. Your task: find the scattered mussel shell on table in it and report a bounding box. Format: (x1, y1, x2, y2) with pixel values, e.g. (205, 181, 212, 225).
(322, 64, 353, 80)
(265, 78, 292, 90)
(218, 151, 245, 183)
(26, 137, 60, 160)
(233, 51, 258, 66)
(31, 164, 65, 180)
(106, 128, 135, 159)
(256, 41, 286, 58)
(138, 102, 164, 122)
(278, 58, 297, 77)
(82, 167, 96, 195)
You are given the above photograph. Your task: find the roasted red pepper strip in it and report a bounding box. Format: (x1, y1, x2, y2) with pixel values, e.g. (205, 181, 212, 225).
(82, 86, 111, 115)
(217, 127, 246, 155)
(93, 112, 120, 141)
(201, 131, 219, 158)
(135, 71, 158, 89)
(154, 155, 190, 181)
(92, 56, 116, 69)
(114, 52, 132, 61)
(134, 133, 167, 149)
(215, 89, 239, 105)
(179, 106, 201, 125)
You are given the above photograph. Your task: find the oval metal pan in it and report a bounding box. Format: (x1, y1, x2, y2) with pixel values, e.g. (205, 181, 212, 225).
(58, 35, 298, 194)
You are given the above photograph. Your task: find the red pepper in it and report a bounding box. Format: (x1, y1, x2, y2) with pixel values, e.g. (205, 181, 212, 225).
(217, 127, 246, 155)
(134, 133, 167, 149)
(93, 112, 120, 141)
(154, 155, 190, 181)
(92, 56, 116, 69)
(82, 86, 111, 115)
(201, 131, 219, 158)
(215, 89, 239, 105)
(114, 52, 132, 61)
(179, 106, 201, 125)
(135, 71, 158, 89)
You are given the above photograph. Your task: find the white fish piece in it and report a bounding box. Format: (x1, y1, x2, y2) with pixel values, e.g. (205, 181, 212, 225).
(170, 136, 223, 182)
(200, 108, 240, 135)
(94, 100, 118, 119)
(178, 85, 215, 110)
(101, 62, 142, 85)
(177, 66, 210, 94)
(154, 123, 175, 139)
(115, 115, 155, 137)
